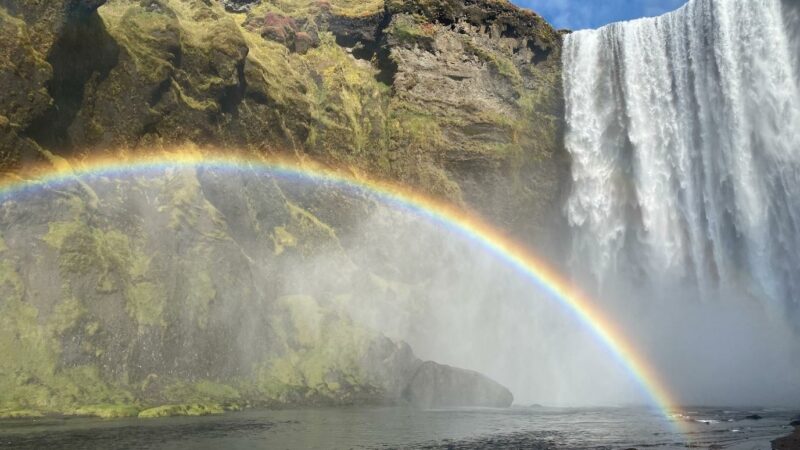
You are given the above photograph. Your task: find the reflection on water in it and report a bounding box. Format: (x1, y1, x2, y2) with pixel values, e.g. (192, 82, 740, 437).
(0, 406, 794, 449)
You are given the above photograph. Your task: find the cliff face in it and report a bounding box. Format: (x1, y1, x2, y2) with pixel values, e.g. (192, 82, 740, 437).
(0, 162, 512, 417)
(0, 0, 561, 417)
(0, 0, 566, 241)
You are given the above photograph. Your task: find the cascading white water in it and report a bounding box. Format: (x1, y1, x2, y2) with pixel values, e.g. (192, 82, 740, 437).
(564, 0, 800, 318)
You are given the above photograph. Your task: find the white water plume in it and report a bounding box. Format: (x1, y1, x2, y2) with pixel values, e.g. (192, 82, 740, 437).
(563, 0, 800, 405)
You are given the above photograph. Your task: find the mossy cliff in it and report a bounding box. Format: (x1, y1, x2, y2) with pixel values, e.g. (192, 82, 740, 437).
(0, 0, 564, 418)
(0, 164, 513, 418)
(0, 0, 566, 243)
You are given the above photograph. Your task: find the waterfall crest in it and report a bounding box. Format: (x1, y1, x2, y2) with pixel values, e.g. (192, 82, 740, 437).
(564, 0, 800, 316)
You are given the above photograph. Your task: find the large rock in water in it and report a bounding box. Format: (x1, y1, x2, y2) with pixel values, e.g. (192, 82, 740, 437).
(403, 362, 513, 408)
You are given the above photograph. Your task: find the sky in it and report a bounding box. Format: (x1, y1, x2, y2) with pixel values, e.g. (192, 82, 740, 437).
(511, 0, 689, 30)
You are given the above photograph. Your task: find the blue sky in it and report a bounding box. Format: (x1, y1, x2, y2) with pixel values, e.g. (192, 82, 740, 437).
(511, 0, 689, 30)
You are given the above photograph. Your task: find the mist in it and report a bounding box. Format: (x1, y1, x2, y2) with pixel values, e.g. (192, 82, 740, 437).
(267, 0, 800, 409)
(268, 188, 800, 408)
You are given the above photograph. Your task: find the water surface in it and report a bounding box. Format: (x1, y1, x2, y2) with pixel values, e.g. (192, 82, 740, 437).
(0, 406, 794, 449)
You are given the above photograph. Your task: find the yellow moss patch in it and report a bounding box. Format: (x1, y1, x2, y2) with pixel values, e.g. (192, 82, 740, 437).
(256, 295, 374, 400)
(0, 410, 44, 419)
(72, 404, 140, 419)
(272, 226, 297, 255)
(126, 281, 166, 329)
(138, 404, 225, 419)
(249, 0, 384, 20)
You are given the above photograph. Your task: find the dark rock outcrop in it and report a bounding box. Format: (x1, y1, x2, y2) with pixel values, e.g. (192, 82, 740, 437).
(403, 361, 513, 408)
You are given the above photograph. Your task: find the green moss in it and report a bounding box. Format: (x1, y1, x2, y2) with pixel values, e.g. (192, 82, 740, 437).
(138, 404, 225, 419)
(49, 298, 87, 335)
(276, 199, 348, 257)
(255, 295, 374, 402)
(0, 292, 133, 414)
(72, 404, 140, 419)
(250, 0, 384, 20)
(42, 219, 170, 331)
(126, 281, 166, 329)
(0, 0, 563, 416)
(187, 270, 216, 329)
(99, 2, 179, 85)
(283, 295, 324, 347)
(42, 221, 82, 250)
(299, 32, 390, 162)
(463, 38, 523, 88)
(387, 106, 444, 149)
(162, 380, 242, 405)
(0, 410, 44, 419)
(388, 14, 436, 48)
(43, 221, 141, 280)
(0, 259, 21, 294)
(272, 226, 298, 255)
(195, 381, 241, 401)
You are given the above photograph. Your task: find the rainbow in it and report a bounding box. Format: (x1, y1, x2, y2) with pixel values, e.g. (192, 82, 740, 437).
(0, 148, 682, 428)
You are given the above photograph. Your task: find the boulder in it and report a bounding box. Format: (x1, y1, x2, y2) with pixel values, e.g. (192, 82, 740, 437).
(403, 361, 513, 408)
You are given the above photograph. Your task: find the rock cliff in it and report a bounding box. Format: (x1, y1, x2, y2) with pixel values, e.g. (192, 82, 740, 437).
(0, 0, 566, 241)
(0, 161, 513, 417)
(0, 0, 564, 417)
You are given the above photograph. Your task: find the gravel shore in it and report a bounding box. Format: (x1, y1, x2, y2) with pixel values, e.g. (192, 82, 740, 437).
(772, 426, 800, 450)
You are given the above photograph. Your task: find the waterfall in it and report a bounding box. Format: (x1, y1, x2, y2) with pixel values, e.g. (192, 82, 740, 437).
(563, 0, 800, 317)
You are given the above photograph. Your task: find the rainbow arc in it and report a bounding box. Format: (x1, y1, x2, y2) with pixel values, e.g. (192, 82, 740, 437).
(0, 148, 684, 431)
